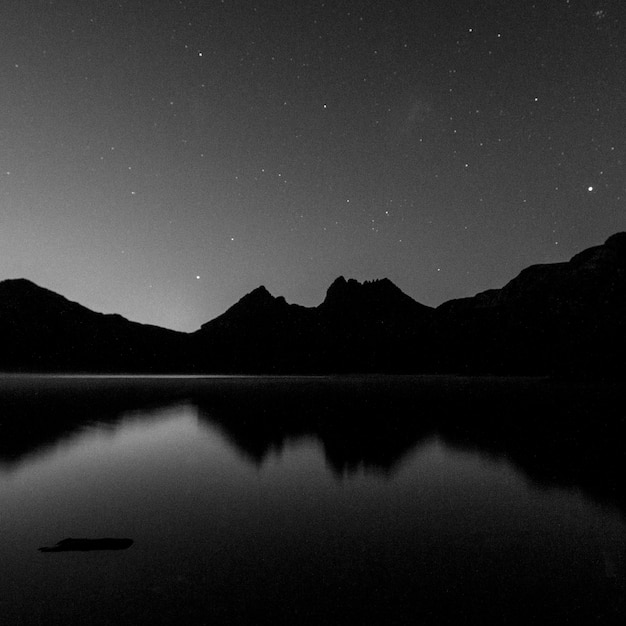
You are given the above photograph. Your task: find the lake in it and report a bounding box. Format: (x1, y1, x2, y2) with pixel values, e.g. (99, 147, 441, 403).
(1, 375, 625, 624)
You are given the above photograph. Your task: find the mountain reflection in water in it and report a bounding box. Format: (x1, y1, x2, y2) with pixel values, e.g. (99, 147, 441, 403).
(0, 375, 625, 625)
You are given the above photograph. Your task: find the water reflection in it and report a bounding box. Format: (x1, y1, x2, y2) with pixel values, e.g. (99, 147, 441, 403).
(192, 375, 626, 509)
(1, 376, 625, 625)
(1, 375, 626, 509)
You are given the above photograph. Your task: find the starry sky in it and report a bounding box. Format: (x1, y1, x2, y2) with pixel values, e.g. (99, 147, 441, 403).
(1, 0, 625, 331)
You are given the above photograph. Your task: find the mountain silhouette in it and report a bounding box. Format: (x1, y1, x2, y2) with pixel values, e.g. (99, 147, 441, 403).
(0, 279, 191, 373)
(192, 276, 432, 372)
(192, 285, 315, 372)
(434, 232, 626, 374)
(1, 233, 625, 374)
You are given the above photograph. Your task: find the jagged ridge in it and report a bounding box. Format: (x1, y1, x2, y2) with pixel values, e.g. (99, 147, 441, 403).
(1, 233, 625, 375)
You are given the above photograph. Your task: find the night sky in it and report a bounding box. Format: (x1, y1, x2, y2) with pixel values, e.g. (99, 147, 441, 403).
(1, 1, 624, 331)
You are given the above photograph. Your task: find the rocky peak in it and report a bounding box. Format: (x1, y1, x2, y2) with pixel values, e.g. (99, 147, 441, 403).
(238, 285, 276, 306)
(324, 276, 400, 304)
(321, 277, 432, 318)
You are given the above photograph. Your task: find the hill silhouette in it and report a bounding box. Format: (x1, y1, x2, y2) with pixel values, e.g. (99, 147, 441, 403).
(0, 279, 191, 373)
(434, 232, 626, 375)
(1, 233, 625, 375)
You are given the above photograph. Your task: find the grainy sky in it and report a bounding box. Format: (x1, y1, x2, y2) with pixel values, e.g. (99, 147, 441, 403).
(1, 0, 624, 331)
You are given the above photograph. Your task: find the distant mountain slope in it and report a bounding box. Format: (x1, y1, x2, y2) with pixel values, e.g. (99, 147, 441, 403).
(0, 279, 190, 372)
(1, 233, 625, 375)
(434, 232, 626, 374)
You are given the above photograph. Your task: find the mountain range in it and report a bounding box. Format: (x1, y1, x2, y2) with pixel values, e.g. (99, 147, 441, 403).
(1, 232, 625, 375)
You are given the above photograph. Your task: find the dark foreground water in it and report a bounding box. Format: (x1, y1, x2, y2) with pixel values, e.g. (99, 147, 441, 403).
(1, 375, 625, 625)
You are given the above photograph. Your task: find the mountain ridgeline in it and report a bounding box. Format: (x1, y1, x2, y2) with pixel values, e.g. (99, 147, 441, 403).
(1, 233, 625, 375)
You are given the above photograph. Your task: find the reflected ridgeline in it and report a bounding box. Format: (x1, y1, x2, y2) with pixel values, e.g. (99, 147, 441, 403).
(0, 376, 195, 470)
(195, 376, 435, 476)
(194, 376, 626, 511)
(1, 376, 625, 515)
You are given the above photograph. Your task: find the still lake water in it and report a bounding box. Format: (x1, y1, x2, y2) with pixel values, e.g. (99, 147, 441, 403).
(1, 375, 625, 625)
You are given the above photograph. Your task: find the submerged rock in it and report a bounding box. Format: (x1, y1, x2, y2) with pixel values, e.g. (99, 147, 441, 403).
(38, 538, 133, 552)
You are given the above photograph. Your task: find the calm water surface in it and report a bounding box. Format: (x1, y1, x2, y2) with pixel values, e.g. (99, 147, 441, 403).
(0, 376, 625, 624)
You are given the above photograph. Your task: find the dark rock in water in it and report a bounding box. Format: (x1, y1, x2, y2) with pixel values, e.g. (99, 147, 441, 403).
(38, 538, 133, 552)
